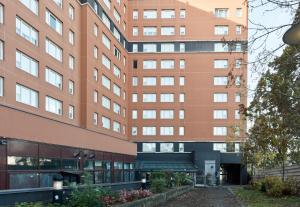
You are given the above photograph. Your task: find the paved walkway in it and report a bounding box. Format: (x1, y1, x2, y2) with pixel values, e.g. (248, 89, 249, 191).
(161, 187, 242, 207)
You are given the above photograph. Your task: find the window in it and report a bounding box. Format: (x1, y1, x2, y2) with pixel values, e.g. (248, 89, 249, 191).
(214, 77, 228, 86)
(113, 65, 121, 78)
(69, 4, 75, 20)
(19, 0, 38, 15)
(214, 43, 229, 52)
(113, 9, 121, 24)
(180, 43, 185, 52)
(143, 94, 156, 102)
(143, 77, 156, 86)
(214, 60, 228, 69)
(143, 27, 157, 36)
(132, 77, 138, 86)
(68, 80, 74, 95)
(143, 44, 157, 52)
(132, 110, 137, 119)
(180, 77, 185, 86)
(16, 84, 38, 107)
(179, 110, 185, 119)
(133, 10, 138, 19)
(102, 75, 111, 90)
(45, 39, 62, 62)
(214, 26, 228, 35)
(214, 93, 228, 103)
(45, 10, 62, 35)
(235, 110, 240, 119)
(180, 26, 186, 35)
(160, 143, 174, 152)
(160, 93, 174, 103)
(132, 93, 138, 102)
(102, 96, 110, 109)
(69, 105, 74, 119)
(113, 102, 121, 114)
(130, 127, 137, 136)
(93, 112, 98, 125)
(180, 60, 185, 69)
(132, 44, 138, 52)
(160, 77, 174, 86)
(16, 51, 38, 77)
(68, 55, 75, 70)
(113, 84, 121, 97)
(143, 110, 156, 119)
(45, 68, 62, 89)
(102, 116, 110, 129)
(160, 127, 174, 136)
(0, 40, 3, 60)
(114, 28, 121, 42)
(235, 76, 241, 86)
(114, 46, 121, 60)
(132, 27, 138, 36)
(179, 93, 185, 103)
(133, 60, 138, 69)
(143, 60, 156, 69)
(143, 10, 157, 19)
(102, 33, 111, 50)
(236, 8, 242, 17)
(69, 30, 74, 45)
(93, 90, 98, 103)
(102, 54, 111, 69)
(213, 127, 227, 136)
(180, 9, 186, 18)
(102, 13, 110, 29)
(236, 43, 242, 52)
(160, 110, 174, 119)
(161, 43, 175, 53)
(161, 27, 175, 36)
(93, 68, 98, 81)
(142, 143, 156, 152)
(179, 143, 184, 152)
(213, 143, 227, 152)
(94, 46, 98, 59)
(161, 60, 174, 69)
(143, 127, 156, 136)
(161, 10, 175, 19)
(16, 17, 38, 45)
(235, 93, 241, 102)
(45, 96, 62, 115)
(0, 4, 4, 24)
(94, 24, 98, 37)
(103, 0, 111, 9)
(53, 0, 63, 8)
(235, 59, 242, 68)
(214, 110, 227, 119)
(0, 77, 3, 96)
(236, 25, 242, 35)
(113, 121, 121, 133)
(179, 127, 185, 136)
(215, 8, 228, 18)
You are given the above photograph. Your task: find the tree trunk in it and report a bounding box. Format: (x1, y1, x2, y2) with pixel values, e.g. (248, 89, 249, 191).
(282, 160, 285, 181)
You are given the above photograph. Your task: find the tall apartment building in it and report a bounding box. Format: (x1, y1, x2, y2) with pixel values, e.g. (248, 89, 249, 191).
(0, 0, 247, 190)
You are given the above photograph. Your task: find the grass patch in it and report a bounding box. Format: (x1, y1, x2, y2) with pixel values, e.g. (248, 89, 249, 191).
(231, 186, 300, 207)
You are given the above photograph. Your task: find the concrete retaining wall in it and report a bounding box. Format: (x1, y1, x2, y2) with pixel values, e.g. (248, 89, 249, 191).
(116, 185, 193, 207)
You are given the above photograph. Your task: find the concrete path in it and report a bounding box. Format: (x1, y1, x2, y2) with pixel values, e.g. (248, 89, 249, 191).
(161, 187, 242, 207)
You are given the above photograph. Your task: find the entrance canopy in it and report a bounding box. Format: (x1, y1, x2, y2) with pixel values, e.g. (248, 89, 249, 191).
(136, 161, 198, 172)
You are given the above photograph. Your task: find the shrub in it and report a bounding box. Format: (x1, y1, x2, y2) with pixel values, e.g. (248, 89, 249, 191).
(259, 176, 284, 197)
(174, 173, 192, 187)
(150, 172, 166, 180)
(250, 179, 263, 191)
(117, 189, 152, 203)
(150, 178, 167, 193)
(283, 177, 298, 196)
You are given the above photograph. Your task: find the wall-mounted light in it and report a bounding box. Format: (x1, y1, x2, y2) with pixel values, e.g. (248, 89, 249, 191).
(283, 22, 300, 45)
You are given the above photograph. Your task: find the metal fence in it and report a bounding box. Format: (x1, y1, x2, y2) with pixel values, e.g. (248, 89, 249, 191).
(256, 165, 300, 181)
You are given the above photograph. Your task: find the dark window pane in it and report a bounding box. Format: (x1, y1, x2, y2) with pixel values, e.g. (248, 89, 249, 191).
(7, 156, 38, 170)
(95, 171, 103, 184)
(39, 158, 61, 170)
(84, 160, 94, 170)
(62, 159, 79, 170)
(104, 170, 111, 183)
(103, 161, 111, 170)
(124, 171, 130, 182)
(9, 173, 39, 189)
(124, 163, 130, 170)
(114, 162, 123, 169)
(114, 170, 123, 183)
(40, 173, 59, 187)
(130, 171, 135, 181)
(133, 60, 137, 69)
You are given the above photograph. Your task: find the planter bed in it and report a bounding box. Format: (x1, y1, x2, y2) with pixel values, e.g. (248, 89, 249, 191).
(115, 185, 193, 207)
